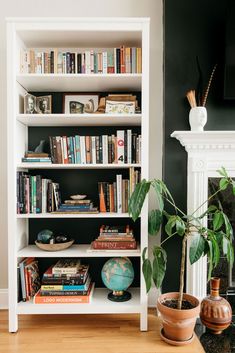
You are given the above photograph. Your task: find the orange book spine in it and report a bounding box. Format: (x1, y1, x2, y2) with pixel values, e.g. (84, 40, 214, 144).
(85, 136, 91, 164)
(120, 46, 125, 73)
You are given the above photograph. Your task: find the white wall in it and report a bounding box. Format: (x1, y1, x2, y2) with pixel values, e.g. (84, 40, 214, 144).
(0, 0, 163, 307)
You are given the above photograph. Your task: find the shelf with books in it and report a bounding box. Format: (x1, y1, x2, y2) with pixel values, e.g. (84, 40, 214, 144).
(17, 163, 141, 170)
(17, 287, 141, 315)
(16, 73, 142, 92)
(17, 244, 141, 258)
(17, 114, 142, 127)
(16, 212, 132, 219)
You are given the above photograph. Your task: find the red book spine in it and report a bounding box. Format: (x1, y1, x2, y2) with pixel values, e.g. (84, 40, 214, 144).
(92, 241, 137, 250)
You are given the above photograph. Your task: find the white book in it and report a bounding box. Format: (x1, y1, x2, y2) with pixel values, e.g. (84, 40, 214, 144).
(116, 130, 125, 164)
(116, 174, 122, 213)
(127, 129, 132, 164)
(102, 135, 108, 164)
(90, 50, 94, 73)
(102, 51, 107, 74)
(57, 52, 63, 74)
(85, 50, 91, 74)
(62, 136, 68, 163)
(91, 136, 96, 164)
(36, 52, 41, 73)
(80, 136, 86, 164)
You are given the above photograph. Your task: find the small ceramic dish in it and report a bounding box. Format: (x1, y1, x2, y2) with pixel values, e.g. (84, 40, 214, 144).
(70, 194, 87, 200)
(35, 239, 74, 251)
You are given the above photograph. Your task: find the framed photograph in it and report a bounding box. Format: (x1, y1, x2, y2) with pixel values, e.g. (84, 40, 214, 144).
(24, 94, 37, 114)
(63, 93, 99, 114)
(36, 95, 52, 114)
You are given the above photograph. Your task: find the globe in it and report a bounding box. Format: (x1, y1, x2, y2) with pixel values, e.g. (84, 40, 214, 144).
(101, 257, 134, 302)
(37, 229, 54, 244)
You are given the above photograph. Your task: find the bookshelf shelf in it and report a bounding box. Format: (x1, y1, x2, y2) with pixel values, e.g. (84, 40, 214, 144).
(17, 244, 141, 258)
(16, 212, 132, 219)
(16, 73, 142, 92)
(17, 288, 141, 315)
(17, 114, 142, 127)
(7, 17, 149, 333)
(17, 163, 141, 170)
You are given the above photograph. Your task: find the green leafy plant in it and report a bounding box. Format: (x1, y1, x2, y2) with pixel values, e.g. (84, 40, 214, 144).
(128, 167, 235, 310)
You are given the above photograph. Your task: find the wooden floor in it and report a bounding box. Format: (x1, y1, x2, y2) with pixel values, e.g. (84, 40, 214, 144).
(0, 309, 204, 353)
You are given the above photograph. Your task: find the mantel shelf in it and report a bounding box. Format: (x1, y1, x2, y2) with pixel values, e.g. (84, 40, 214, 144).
(17, 114, 142, 127)
(16, 74, 142, 92)
(171, 131, 235, 152)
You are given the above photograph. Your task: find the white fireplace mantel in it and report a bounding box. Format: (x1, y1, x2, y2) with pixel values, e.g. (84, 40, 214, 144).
(171, 131, 235, 300)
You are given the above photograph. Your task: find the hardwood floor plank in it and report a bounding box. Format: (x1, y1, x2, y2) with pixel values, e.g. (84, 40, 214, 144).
(0, 309, 204, 353)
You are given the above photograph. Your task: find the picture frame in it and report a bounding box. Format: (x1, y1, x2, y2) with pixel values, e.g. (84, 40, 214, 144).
(105, 100, 136, 114)
(36, 95, 52, 114)
(24, 93, 37, 114)
(63, 93, 99, 114)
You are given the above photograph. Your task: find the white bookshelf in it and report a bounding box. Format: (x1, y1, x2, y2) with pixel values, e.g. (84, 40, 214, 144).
(7, 17, 150, 333)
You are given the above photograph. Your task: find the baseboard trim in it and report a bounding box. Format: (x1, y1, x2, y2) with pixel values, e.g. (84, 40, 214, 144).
(0, 289, 8, 309)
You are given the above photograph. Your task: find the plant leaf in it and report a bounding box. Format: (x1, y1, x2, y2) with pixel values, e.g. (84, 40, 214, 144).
(219, 178, 229, 190)
(175, 217, 185, 236)
(165, 216, 176, 236)
(152, 247, 167, 288)
(142, 247, 148, 262)
(227, 242, 234, 268)
(213, 211, 224, 231)
(222, 213, 233, 239)
(217, 167, 228, 178)
(189, 233, 205, 264)
(210, 234, 220, 266)
(128, 180, 151, 221)
(152, 180, 164, 211)
(148, 210, 162, 235)
(232, 180, 235, 196)
(207, 240, 213, 281)
(142, 259, 152, 293)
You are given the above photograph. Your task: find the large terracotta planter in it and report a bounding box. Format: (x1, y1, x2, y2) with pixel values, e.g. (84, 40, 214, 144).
(157, 292, 200, 345)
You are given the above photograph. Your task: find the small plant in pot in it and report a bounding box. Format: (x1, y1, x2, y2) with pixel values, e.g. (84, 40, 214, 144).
(128, 167, 234, 346)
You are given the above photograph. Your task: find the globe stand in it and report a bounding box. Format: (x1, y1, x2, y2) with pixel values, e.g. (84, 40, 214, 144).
(108, 290, 132, 302)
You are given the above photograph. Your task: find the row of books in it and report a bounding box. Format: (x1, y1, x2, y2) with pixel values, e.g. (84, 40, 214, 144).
(17, 169, 140, 214)
(17, 173, 61, 214)
(20, 47, 142, 74)
(18, 258, 40, 302)
(98, 168, 141, 213)
(34, 260, 93, 304)
(91, 225, 137, 250)
(47, 131, 141, 165)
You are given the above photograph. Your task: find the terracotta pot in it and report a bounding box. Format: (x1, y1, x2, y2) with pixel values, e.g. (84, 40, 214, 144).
(200, 277, 232, 334)
(157, 292, 200, 345)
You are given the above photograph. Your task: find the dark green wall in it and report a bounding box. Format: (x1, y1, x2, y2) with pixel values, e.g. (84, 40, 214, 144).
(163, 0, 235, 292)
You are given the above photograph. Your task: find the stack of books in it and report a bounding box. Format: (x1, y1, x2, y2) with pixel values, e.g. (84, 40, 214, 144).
(55, 198, 98, 214)
(98, 168, 141, 213)
(20, 47, 142, 74)
(22, 153, 51, 163)
(34, 260, 94, 304)
(49, 130, 141, 165)
(91, 225, 137, 250)
(18, 257, 41, 302)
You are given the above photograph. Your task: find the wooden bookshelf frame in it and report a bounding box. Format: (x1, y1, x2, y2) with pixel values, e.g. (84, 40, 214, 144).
(7, 17, 150, 332)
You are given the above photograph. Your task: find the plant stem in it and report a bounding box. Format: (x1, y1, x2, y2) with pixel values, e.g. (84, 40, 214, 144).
(177, 233, 187, 310)
(191, 187, 224, 218)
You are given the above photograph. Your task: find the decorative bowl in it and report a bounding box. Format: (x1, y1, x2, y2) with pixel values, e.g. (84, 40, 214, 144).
(35, 239, 74, 251)
(70, 194, 87, 200)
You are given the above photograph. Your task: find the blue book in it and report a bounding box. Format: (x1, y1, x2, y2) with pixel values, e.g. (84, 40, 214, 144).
(75, 135, 81, 164)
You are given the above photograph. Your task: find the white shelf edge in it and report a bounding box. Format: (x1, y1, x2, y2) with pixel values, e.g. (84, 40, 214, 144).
(17, 163, 141, 169)
(17, 244, 141, 258)
(16, 73, 142, 78)
(16, 212, 132, 219)
(17, 288, 141, 315)
(16, 114, 142, 127)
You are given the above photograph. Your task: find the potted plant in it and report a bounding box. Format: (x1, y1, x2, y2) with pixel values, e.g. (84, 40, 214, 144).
(128, 167, 234, 345)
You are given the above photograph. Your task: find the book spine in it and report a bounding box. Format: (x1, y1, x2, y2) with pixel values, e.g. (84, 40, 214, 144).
(102, 135, 108, 164)
(127, 129, 132, 164)
(40, 290, 88, 296)
(80, 136, 86, 164)
(116, 48, 120, 74)
(102, 51, 107, 74)
(62, 136, 69, 164)
(85, 136, 91, 164)
(34, 294, 91, 304)
(91, 136, 96, 164)
(117, 130, 125, 164)
(120, 46, 125, 73)
(116, 174, 122, 213)
(92, 241, 137, 249)
(85, 50, 91, 74)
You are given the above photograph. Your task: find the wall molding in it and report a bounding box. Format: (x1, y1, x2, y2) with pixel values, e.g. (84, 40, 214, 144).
(0, 289, 8, 309)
